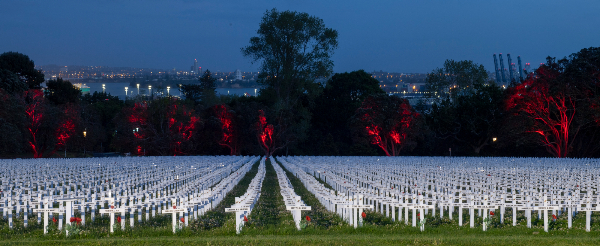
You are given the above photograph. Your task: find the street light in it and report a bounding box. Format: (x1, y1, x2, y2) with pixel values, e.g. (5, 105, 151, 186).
(492, 137, 497, 142)
(83, 129, 87, 157)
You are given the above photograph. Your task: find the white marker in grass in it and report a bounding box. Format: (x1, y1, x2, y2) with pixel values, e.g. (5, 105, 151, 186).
(99, 199, 124, 233)
(161, 198, 185, 234)
(32, 199, 65, 234)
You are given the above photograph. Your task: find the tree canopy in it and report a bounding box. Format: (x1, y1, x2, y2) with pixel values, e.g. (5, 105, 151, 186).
(308, 70, 384, 155)
(242, 8, 338, 156)
(426, 59, 490, 99)
(0, 52, 45, 89)
(45, 78, 81, 105)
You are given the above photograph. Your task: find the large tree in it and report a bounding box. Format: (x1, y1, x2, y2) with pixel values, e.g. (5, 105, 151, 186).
(427, 83, 505, 155)
(21, 89, 80, 158)
(353, 94, 422, 156)
(0, 52, 45, 89)
(506, 58, 578, 158)
(308, 70, 384, 155)
(242, 9, 338, 156)
(113, 98, 201, 156)
(45, 78, 81, 105)
(0, 69, 28, 94)
(210, 104, 238, 155)
(0, 89, 25, 154)
(82, 92, 124, 153)
(564, 47, 600, 157)
(505, 47, 600, 158)
(180, 70, 218, 106)
(199, 70, 217, 104)
(426, 59, 490, 99)
(424, 60, 503, 155)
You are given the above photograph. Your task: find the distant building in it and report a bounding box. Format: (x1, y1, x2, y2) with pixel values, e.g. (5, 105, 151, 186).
(193, 59, 198, 74)
(235, 69, 242, 80)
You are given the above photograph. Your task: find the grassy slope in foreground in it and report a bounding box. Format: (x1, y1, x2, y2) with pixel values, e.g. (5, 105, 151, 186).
(2, 234, 600, 246)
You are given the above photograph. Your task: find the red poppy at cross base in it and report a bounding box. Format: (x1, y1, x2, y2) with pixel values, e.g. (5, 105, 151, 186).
(180, 217, 185, 223)
(117, 216, 121, 223)
(306, 216, 311, 222)
(69, 217, 82, 225)
(490, 211, 494, 216)
(361, 212, 366, 218)
(243, 215, 248, 222)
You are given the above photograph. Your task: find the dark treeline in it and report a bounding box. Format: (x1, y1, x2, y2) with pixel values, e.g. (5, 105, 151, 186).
(2, 9, 600, 159)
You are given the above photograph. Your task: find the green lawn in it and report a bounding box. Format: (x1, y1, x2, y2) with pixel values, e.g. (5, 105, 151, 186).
(2, 160, 600, 245)
(2, 233, 600, 246)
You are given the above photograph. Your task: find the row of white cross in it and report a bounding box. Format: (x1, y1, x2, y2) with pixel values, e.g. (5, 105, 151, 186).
(277, 157, 374, 229)
(279, 156, 600, 232)
(225, 158, 265, 234)
(272, 158, 311, 230)
(0, 156, 260, 234)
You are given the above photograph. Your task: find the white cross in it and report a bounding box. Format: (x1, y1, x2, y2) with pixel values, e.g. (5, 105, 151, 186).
(32, 199, 65, 234)
(161, 198, 185, 234)
(518, 204, 560, 232)
(286, 205, 311, 230)
(99, 199, 125, 233)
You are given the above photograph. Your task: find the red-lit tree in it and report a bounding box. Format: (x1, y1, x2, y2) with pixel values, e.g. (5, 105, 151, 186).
(255, 110, 279, 158)
(114, 98, 201, 156)
(51, 104, 80, 156)
(22, 89, 80, 158)
(353, 94, 421, 156)
(126, 102, 148, 155)
(165, 101, 200, 155)
(506, 63, 578, 158)
(213, 104, 238, 155)
(23, 89, 46, 158)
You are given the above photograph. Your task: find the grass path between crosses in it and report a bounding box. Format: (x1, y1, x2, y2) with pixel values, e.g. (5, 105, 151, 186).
(186, 159, 261, 232)
(277, 159, 347, 229)
(241, 159, 297, 233)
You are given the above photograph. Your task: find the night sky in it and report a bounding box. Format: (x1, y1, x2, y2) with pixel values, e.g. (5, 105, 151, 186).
(1, 0, 598, 73)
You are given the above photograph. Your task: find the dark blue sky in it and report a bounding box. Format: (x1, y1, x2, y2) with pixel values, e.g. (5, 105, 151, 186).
(1, 0, 598, 73)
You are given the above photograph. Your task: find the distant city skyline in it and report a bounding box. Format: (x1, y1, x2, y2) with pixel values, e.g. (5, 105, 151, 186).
(36, 63, 430, 75)
(2, 1, 599, 74)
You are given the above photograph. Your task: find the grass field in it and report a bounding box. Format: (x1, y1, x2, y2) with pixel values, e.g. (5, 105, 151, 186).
(2, 160, 600, 245)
